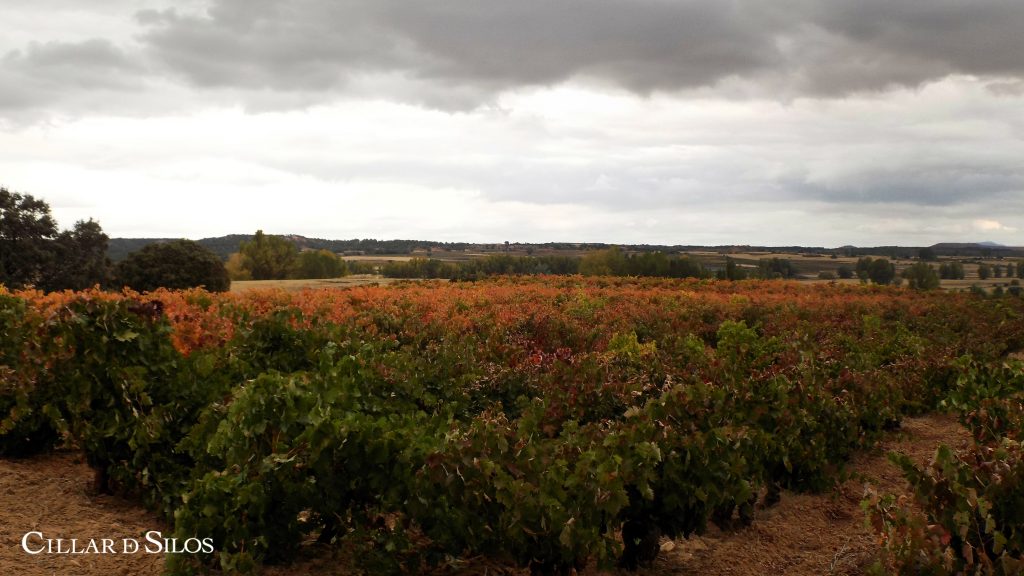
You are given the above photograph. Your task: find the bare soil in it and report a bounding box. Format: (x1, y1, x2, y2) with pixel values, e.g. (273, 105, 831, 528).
(0, 414, 967, 576)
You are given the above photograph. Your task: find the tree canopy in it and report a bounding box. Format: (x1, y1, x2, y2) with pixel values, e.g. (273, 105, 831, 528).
(116, 240, 230, 292)
(239, 230, 298, 280)
(1, 188, 58, 289)
(1, 188, 110, 291)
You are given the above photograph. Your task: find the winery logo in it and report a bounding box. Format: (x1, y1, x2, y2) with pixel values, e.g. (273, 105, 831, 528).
(21, 531, 213, 555)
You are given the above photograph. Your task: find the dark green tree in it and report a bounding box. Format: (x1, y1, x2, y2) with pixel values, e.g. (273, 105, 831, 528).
(918, 247, 937, 261)
(0, 188, 58, 289)
(239, 230, 298, 280)
(940, 262, 966, 280)
(116, 240, 230, 292)
(867, 258, 896, 285)
(757, 258, 795, 279)
(292, 249, 347, 279)
(836, 265, 854, 279)
(902, 262, 940, 290)
(978, 263, 992, 280)
(39, 219, 112, 291)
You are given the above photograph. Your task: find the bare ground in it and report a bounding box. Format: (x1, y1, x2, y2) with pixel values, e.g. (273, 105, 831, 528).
(0, 414, 968, 576)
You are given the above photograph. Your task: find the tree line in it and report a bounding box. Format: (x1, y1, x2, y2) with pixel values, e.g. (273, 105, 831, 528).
(6, 188, 1024, 295)
(380, 249, 799, 282)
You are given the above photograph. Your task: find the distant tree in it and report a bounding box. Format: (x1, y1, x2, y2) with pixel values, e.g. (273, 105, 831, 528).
(224, 252, 252, 281)
(818, 271, 836, 280)
(949, 262, 965, 280)
(0, 188, 58, 289)
(855, 257, 873, 282)
(938, 262, 966, 280)
(39, 219, 111, 291)
(902, 262, 940, 291)
(626, 252, 671, 277)
(239, 230, 298, 280)
(757, 258, 795, 279)
(346, 261, 376, 275)
(868, 258, 892, 284)
(836, 265, 854, 279)
(1018, 261, 1024, 279)
(116, 240, 230, 292)
(994, 265, 1004, 278)
(579, 247, 626, 276)
(716, 257, 747, 281)
(918, 247, 937, 261)
(292, 249, 347, 279)
(978, 263, 992, 280)
(668, 256, 707, 279)
(1007, 262, 1016, 278)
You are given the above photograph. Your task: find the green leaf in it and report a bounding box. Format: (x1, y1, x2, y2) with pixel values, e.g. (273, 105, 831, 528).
(114, 329, 139, 342)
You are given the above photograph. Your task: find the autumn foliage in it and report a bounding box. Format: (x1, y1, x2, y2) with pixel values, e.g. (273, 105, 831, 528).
(2, 277, 1023, 574)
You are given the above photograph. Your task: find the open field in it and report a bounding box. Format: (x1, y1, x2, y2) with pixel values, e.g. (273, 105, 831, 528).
(230, 275, 427, 292)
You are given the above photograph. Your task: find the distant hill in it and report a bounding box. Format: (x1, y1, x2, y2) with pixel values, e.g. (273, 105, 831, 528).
(107, 235, 254, 262)
(929, 242, 1019, 257)
(108, 235, 475, 261)
(107, 235, 1024, 262)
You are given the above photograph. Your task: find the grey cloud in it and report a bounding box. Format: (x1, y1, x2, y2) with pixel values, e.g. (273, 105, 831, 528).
(133, 0, 1024, 106)
(0, 39, 146, 113)
(788, 164, 1024, 207)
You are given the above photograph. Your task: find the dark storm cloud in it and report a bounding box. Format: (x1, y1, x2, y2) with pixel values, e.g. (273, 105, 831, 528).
(137, 0, 779, 95)
(134, 0, 1024, 102)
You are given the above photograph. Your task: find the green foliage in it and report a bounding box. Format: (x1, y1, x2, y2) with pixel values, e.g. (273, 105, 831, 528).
(291, 249, 347, 279)
(980, 263, 993, 280)
(382, 257, 457, 279)
(756, 257, 795, 279)
(868, 360, 1024, 575)
(579, 247, 628, 276)
(117, 240, 230, 292)
(1, 189, 111, 291)
(0, 293, 58, 455)
(4, 283, 1024, 574)
(39, 219, 112, 291)
(939, 261, 966, 280)
(867, 444, 1024, 575)
(716, 257, 748, 281)
(239, 230, 298, 280)
(0, 188, 58, 289)
(857, 257, 897, 285)
(902, 262, 940, 291)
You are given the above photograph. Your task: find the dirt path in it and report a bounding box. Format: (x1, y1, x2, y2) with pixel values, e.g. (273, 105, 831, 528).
(653, 413, 971, 576)
(0, 414, 968, 576)
(0, 451, 166, 576)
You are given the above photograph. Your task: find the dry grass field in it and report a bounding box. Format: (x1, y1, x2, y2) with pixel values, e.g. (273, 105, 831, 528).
(230, 275, 426, 293)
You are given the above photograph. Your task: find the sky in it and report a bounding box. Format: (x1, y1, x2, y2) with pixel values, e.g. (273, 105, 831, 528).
(2, 0, 1023, 247)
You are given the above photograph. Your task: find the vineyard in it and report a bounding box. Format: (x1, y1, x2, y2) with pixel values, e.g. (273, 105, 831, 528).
(2, 277, 1024, 575)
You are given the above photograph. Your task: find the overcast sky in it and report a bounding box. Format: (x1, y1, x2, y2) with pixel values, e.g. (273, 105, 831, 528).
(2, 0, 1023, 246)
